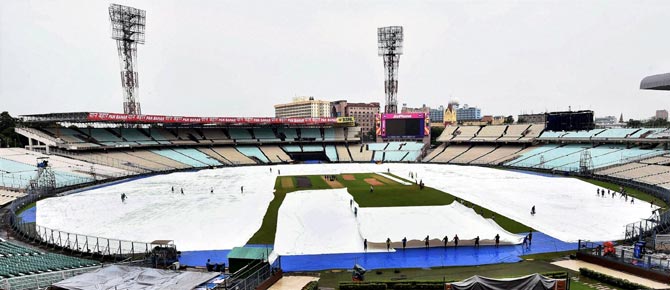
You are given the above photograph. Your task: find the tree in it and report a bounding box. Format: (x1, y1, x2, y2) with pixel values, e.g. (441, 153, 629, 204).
(626, 119, 642, 128)
(0, 111, 20, 148)
(504, 116, 515, 124)
(430, 126, 445, 145)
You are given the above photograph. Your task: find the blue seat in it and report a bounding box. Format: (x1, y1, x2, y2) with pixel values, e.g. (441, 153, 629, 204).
(236, 146, 270, 163)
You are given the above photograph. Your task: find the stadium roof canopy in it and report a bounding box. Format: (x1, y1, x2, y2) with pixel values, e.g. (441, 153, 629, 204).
(20, 112, 352, 126)
(640, 73, 670, 90)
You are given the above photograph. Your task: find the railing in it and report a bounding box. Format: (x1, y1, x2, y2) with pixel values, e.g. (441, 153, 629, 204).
(578, 240, 670, 274)
(624, 208, 670, 242)
(0, 172, 101, 195)
(0, 266, 100, 290)
(216, 260, 278, 290)
(7, 193, 163, 262)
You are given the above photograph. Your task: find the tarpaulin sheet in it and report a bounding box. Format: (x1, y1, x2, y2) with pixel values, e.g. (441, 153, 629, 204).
(449, 273, 558, 290)
(52, 265, 219, 290)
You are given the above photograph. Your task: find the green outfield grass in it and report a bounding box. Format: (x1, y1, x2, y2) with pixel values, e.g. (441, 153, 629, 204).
(337, 173, 455, 207)
(246, 173, 531, 244)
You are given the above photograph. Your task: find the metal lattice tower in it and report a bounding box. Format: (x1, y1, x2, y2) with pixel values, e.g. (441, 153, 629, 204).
(378, 26, 403, 114)
(579, 150, 594, 174)
(109, 4, 146, 115)
(30, 157, 56, 194)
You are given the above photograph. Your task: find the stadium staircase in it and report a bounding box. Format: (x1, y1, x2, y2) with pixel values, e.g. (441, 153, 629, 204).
(625, 208, 670, 245)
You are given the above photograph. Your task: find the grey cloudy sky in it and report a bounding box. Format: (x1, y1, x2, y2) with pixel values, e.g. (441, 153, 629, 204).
(1, 0, 669, 119)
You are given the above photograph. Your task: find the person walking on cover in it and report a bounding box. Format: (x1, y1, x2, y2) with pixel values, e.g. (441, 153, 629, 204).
(386, 238, 391, 251)
(121, 193, 127, 203)
(180, 188, 184, 195)
(241, 186, 244, 194)
(453, 234, 459, 248)
(442, 235, 448, 247)
(531, 205, 536, 215)
(171, 186, 174, 193)
(402, 237, 407, 250)
(495, 234, 500, 248)
(364, 239, 368, 252)
(474, 236, 480, 249)
(424, 235, 430, 248)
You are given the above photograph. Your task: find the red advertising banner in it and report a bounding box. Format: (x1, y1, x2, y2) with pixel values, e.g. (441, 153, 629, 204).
(87, 112, 339, 125)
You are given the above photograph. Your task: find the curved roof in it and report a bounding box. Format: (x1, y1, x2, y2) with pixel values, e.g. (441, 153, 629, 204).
(640, 73, 670, 90)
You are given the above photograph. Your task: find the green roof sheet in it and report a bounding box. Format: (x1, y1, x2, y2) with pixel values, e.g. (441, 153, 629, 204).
(227, 247, 272, 260)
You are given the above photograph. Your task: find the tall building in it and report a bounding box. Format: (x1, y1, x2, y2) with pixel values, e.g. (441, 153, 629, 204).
(656, 109, 668, 120)
(274, 96, 331, 118)
(331, 100, 380, 134)
(429, 105, 445, 123)
(346, 103, 380, 134)
(456, 104, 481, 121)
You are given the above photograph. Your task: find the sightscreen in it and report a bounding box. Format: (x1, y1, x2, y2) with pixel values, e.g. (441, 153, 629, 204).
(385, 118, 422, 137)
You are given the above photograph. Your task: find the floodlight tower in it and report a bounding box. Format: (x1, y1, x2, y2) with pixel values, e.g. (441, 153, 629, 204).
(109, 4, 146, 115)
(378, 26, 404, 114)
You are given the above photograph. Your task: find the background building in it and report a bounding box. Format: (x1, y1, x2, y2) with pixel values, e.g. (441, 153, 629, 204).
(345, 102, 380, 134)
(518, 113, 547, 124)
(274, 96, 331, 118)
(456, 104, 481, 122)
(656, 109, 668, 120)
(429, 105, 445, 123)
(443, 102, 457, 125)
(330, 100, 380, 137)
(595, 116, 618, 126)
(481, 115, 505, 125)
(401, 103, 430, 114)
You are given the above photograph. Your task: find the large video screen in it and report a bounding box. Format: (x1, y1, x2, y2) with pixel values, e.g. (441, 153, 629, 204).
(385, 119, 422, 136)
(546, 111, 594, 131)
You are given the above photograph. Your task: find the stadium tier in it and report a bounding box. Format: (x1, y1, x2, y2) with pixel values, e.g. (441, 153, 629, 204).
(437, 124, 548, 143)
(450, 145, 497, 164)
(429, 145, 471, 163)
(363, 142, 425, 162)
(300, 128, 322, 140)
(472, 125, 506, 141)
(336, 145, 352, 162)
(260, 146, 293, 163)
(0, 240, 99, 278)
(210, 147, 256, 165)
(30, 126, 353, 149)
(152, 149, 209, 167)
(325, 145, 338, 162)
(236, 146, 270, 163)
(8, 118, 670, 200)
(498, 124, 530, 141)
(350, 144, 374, 162)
